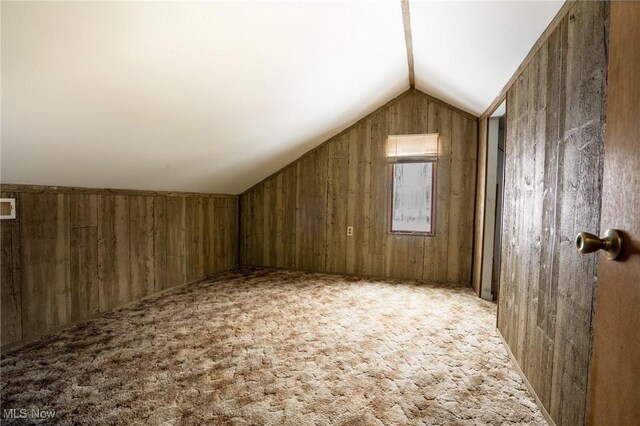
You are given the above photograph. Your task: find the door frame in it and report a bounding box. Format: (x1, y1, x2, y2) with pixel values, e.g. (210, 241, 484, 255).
(477, 97, 507, 301)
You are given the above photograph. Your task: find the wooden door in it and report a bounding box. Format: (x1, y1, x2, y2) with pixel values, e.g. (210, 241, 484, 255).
(588, 2, 640, 424)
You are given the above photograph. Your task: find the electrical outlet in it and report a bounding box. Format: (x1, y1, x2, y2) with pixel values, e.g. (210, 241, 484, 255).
(346, 226, 354, 236)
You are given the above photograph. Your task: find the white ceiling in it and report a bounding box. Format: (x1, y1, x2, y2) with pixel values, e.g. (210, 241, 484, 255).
(1, 1, 563, 194)
(411, 0, 564, 115)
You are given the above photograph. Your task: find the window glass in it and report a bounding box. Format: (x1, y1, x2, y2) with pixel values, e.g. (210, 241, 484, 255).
(390, 162, 434, 234)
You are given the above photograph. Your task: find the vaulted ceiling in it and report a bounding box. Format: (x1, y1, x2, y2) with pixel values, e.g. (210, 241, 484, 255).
(0, 1, 563, 194)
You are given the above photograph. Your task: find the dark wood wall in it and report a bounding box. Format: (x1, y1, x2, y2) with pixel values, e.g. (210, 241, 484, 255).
(1, 185, 238, 348)
(497, 1, 609, 425)
(240, 90, 478, 282)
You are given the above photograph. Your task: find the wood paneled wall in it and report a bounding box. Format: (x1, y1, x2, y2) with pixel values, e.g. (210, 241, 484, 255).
(240, 90, 478, 282)
(1, 186, 238, 348)
(497, 2, 609, 425)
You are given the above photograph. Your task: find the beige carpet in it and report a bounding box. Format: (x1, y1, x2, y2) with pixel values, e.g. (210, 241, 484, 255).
(1, 268, 545, 425)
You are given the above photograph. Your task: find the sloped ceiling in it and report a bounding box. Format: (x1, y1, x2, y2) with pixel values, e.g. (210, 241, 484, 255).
(1, 1, 563, 194)
(411, 0, 564, 115)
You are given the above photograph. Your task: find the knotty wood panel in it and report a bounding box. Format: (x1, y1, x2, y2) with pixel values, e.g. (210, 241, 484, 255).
(497, 2, 609, 425)
(240, 90, 478, 282)
(0, 186, 238, 349)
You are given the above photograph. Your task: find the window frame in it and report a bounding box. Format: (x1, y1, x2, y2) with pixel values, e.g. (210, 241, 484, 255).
(387, 160, 437, 237)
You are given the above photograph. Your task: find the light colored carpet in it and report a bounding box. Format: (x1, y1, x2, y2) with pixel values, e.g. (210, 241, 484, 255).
(1, 268, 545, 425)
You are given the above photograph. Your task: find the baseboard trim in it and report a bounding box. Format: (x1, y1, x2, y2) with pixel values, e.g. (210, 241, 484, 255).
(241, 264, 472, 287)
(496, 329, 556, 426)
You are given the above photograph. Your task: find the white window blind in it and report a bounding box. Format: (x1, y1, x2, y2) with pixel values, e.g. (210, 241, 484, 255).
(386, 133, 439, 162)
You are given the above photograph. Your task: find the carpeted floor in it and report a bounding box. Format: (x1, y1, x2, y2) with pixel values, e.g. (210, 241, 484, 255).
(1, 268, 545, 425)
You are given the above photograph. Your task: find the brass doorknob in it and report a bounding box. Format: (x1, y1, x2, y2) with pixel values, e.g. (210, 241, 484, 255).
(576, 229, 623, 260)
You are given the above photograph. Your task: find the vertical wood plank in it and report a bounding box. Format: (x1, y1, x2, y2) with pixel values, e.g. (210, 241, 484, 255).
(446, 113, 467, 283)
(130, 196, 155, 299)
(472, 116, 488, 293)
(550, 3, 608, 424)
(53, 194, 71, 328)
(238, 195, 245, 268)
(69, 193, 100, 321)
(185, 197, 204, 282)
(19, 192, 49, 340)
(20, 192, 70, 339)
(70, 226, 99, 321)
(203, 197, 216, 275)
(281, 166, 296, 268)
(251, 186, 264, 266)
(346, 122, 371, 275)
(214, 198, 228, 273)
(295, 155, 317, 271)
(498, 89, 519, 347)
(367, 108, 389, 277)
(153, 196, 167, 292)
(70, 194, 98, 228)
(228, 197, 239, 270)
(1, 192, 22, 344)
(274, 173, 285, 268)
(459, 117, 478, 283)
(312, 148, 328, 271)
(427, 103, 453, 282)
(165, 196, 186, 289)
(262, 179, 276, 266)
(325, 158, 348, 273)
(98, 195, 130, 311)
(325, 133, 349, 273)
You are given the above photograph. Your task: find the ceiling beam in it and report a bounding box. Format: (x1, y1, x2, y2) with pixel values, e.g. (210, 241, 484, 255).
(401, 0, 415, 88)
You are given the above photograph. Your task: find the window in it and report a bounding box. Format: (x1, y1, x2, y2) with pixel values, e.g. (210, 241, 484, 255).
(387, 134, 438, 235)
